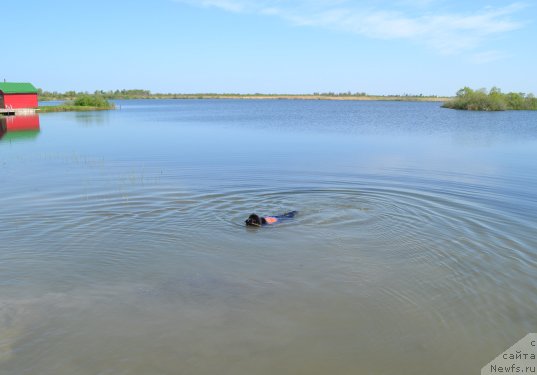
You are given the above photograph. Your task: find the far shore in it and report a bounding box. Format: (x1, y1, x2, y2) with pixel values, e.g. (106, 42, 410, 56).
(159, 94, 449, 102)
(39, 93, 450, 103)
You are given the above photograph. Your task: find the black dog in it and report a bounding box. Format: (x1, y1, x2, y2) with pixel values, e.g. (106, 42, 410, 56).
(245, 211, 297, 227)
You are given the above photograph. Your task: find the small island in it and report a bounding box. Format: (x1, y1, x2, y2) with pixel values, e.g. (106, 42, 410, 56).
(442, 87, 537, 111)
(39, 94, 115, 113)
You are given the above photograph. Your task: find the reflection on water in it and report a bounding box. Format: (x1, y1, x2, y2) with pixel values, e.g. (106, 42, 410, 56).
(0, 100, 536, 375)
(0, 115, 40, 142)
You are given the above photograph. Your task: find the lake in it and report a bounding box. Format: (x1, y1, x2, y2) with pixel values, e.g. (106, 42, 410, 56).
(1, 99, 536, 374)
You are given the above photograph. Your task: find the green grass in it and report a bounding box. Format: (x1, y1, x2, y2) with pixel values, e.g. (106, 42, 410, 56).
(39, 105, 113, 113)
(443, 87, 537, 111)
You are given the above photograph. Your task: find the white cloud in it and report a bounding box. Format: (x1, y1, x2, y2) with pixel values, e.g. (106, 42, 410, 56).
(470, 50, 509, 64)
(195, 0, 245, 12)
(175, 0, 527, 55)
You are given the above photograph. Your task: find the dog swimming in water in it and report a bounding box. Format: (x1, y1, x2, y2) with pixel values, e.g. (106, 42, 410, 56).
(245, 211, 297, 227)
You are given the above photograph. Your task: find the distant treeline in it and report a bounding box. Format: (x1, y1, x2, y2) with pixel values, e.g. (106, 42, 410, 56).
(37, 89, 444, 101)
(38, 89, 153, 101)
(442, 87, 537, 111)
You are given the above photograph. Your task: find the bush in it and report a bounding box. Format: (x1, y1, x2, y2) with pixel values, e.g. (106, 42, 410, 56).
(443, 87, 537, 111)
(73, 94, 114, 108)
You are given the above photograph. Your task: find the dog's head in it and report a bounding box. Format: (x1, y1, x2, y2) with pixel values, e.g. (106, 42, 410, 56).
(245, 214, 262, 227)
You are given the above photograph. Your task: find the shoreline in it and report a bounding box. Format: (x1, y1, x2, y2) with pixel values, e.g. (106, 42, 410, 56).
(39, 95, 449, 102)
(174, 95, 449, 102)
(38, 105, 115, 113)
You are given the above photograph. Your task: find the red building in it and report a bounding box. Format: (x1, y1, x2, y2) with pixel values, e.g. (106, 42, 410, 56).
(0, 82, 38, 109)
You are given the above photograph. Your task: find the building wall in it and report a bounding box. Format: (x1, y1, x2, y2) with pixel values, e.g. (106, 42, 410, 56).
(2, 93, 38, 109)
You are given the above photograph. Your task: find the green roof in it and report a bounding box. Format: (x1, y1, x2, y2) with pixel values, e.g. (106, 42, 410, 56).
(0, 82, 38, 94)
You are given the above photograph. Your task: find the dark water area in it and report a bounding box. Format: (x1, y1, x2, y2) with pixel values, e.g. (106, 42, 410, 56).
(1, 100, 536, 374)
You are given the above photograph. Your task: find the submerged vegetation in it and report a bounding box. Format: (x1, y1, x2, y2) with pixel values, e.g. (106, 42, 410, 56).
(39, 94, 115, 113)
(442, 87, 537, 111)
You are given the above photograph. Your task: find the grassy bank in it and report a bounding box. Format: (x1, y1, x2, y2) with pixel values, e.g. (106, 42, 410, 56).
(442, 87, 537, 111)
(39, 105, 114, 113)
(39, 94, 115, 113)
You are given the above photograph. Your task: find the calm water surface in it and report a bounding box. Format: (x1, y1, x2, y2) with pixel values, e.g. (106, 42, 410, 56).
(1, 100, 536, 374)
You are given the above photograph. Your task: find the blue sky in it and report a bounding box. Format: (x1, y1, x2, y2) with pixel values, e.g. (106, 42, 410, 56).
(2, 0, 535, 95)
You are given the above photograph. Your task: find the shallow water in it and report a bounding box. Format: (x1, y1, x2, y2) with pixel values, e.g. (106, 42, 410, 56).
(1, 100, 536, 374)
